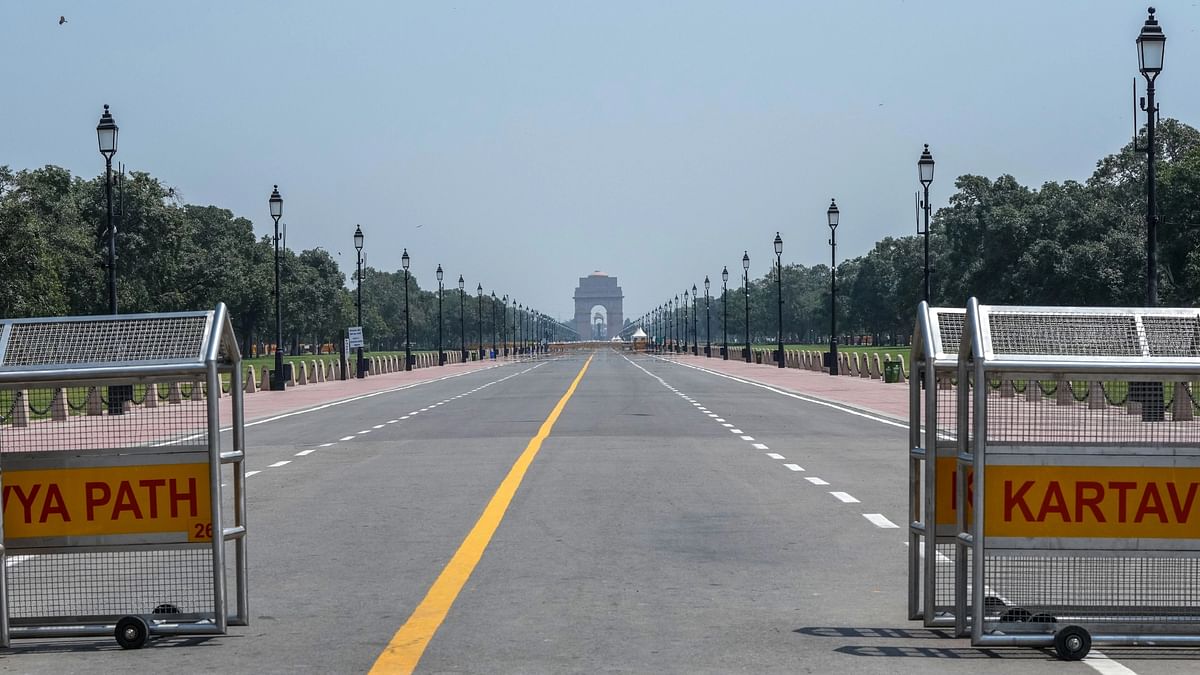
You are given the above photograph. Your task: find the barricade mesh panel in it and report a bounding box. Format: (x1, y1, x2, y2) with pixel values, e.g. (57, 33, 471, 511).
(6, 549, 213, 620)
(984, 555, 1200, 624)
(936, 312, 964, 356)
(0, 384, 210, 450)
(987, 313, 1140, 357)
(982, 380, 1200, 445)
(935, 543, 957, 610)
(1, 316, 208, 367)
(1143, 316, 1200, 357)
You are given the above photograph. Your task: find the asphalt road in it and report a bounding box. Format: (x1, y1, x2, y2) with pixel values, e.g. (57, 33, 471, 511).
(4, 350, 1198, 673)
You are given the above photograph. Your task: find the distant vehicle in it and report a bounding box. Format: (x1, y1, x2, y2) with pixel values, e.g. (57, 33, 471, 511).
(610, 336, 624, 342)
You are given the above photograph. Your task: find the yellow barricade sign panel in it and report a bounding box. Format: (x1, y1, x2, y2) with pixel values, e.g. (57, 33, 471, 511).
(984, 465, 1200, 539)
(3, 463, 212, 543)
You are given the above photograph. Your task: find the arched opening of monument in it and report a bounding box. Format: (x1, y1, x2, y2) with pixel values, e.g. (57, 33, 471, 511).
(590, 305, 608, 340)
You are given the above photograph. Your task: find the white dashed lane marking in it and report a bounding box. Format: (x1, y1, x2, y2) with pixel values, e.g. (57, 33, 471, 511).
(805, 477, 830, 485)
(784, 464, 805, 472)
(767, 453, 785, 460)
(248, 362, 545, 481)
(830, 492, 860, 503)
(753, 443, 769, 450)
(864, 514, 899, 529)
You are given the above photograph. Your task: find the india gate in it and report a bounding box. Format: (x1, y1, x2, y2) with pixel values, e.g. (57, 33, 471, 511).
(573, 271, 623, 340)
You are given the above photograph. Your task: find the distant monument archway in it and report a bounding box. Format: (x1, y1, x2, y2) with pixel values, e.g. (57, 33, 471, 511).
(574, 271, 623, 340)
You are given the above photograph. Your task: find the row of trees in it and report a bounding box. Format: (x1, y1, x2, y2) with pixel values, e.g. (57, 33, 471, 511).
(649, 119, 1200, 345)
(0, 166, 562, 355)
(4, 119, 1197, 349)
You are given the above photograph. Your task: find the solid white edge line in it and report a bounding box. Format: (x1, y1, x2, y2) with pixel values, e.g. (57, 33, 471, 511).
(654, 356, 908, 430)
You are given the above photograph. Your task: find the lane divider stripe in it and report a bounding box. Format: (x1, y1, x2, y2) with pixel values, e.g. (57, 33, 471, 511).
(368, 355, 593, 674)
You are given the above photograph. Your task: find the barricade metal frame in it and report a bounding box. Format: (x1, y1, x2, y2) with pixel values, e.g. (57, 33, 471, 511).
(954, 297, 1200, 659)
(0, 304, 247, 648)
(908, 303, 965, 626)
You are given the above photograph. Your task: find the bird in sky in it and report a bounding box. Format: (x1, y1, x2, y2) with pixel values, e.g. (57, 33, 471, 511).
(59, 16, 67, 25)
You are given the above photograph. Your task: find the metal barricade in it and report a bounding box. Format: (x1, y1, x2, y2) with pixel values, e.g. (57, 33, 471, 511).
(955, 298, 1200, 660)
(908, 304, 965, 626)
(0, 304, 247, 649)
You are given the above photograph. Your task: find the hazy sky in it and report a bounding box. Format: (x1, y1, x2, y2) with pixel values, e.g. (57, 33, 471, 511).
(4, 1, 1198, 322)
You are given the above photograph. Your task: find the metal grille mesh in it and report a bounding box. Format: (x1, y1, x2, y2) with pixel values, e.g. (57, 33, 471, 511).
(1143, 316, 1200, 357)
(934, 543, 957, 611)
(987, 312, 1140, 357)
(0, 384, 210, 451)
(982, 379, 1200, 445)
(983, 555, 1200, 626)
(935, 312, 964, 357)
(6, 549, 213, 620)
(1, 316, 208, 367)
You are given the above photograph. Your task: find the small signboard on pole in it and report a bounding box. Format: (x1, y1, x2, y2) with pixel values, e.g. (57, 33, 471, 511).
(348, 326, 364, 348)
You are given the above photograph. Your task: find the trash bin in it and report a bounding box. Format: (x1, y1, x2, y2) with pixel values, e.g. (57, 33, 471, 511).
(884, 360, 902, 383)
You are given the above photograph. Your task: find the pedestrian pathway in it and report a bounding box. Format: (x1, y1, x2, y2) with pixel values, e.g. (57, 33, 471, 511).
(649, 352, 909, 421)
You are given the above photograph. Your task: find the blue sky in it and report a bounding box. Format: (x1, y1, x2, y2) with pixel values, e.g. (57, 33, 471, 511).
(3, 1, 1197, 321)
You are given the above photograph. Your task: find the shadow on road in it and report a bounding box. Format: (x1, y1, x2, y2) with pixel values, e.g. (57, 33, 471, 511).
(797, 626, 1200, 662)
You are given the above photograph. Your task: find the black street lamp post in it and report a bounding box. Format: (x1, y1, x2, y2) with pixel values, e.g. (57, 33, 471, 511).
(1138, 6, 1167, 421)
(402, 249, 412, 371)
(491, 291, 498, 358)
(437, 265, 445, 366)
(918, 145, 935, 303)
(354, 225, 366, 378)
(97, 105, 130, 414)
(704, 276, 711, 357)
(1138, 6, 1165, 307)
(692, 283, 698, 356)
(683, 290, 689, 355)
(674, 295, 680, 353)
(458, 275, 467, 363)
(269, 186, 285, 390)
(774, 233, 784, 368)
(668, 298, 674, 353)
(511, 298, 517, 357)
(742, 251, 751, 363)
(96, 105, 119, 314)
(477, 283, 483, 360)
(828, 200, 841, 376)
(501, 294, 508, 356)
(722, 266, 729, 360)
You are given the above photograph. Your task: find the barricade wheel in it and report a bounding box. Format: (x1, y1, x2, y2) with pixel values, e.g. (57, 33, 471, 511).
(999, 607, 1032, 623)
(1053, 625, 1091, 661)
(115, 616, 150, 649)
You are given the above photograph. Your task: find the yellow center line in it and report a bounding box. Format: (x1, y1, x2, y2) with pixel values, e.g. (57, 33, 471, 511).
(368, 355, 593, 674)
